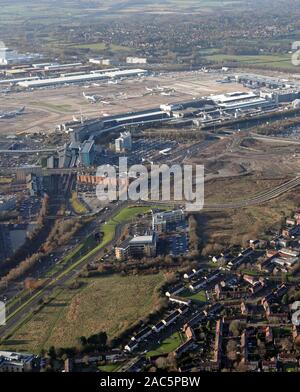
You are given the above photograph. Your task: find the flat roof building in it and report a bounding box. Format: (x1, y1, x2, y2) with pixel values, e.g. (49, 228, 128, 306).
(152, 209, 185, 233)
(209, 91, 274, 110)
(115, 233, 157, 261)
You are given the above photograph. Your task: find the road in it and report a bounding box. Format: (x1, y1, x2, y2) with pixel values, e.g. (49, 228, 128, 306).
(0, 149, 57, 154)
(1, 173, 300, 339)
(0, 201, 127, 341)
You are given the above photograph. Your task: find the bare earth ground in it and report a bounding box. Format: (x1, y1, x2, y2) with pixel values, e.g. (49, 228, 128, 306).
(191, 133, 300, 251)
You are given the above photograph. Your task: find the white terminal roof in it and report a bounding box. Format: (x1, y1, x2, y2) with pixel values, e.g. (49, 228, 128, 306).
(210, 91, 257, 103)
(115, 110, 163, 122)
(218, 97, 269, 109)
(17, 69, 147, 88)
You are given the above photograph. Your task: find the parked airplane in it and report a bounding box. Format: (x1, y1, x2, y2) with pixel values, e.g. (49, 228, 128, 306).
(82, 92, 103, 103)
(0, 106, 25, 119)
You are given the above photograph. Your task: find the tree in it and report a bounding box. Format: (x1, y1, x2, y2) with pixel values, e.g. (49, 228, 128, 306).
(87, 331, 107, 348)
(78, 336, 87, 346)
(48, 346, 56, 360)
(155, 357, 168, 369)
(256, 339, 266, 358)
(281, 294, 289, 306)
(235, 362, 249, 372)
(282, 337, 293, 352)
(227, 340, 238, 361)
(229, 320, 243, 337)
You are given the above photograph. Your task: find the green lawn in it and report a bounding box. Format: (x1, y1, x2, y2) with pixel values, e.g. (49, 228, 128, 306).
(181, 289, 207, 303)
(147, 331, 186, 358)
(70, 192, 88, 215)
(205, 53, 296, 70)
(0, 177, 12, 184)
(113, 206, 152, 223)
(101, 205, 157, 247)
(29, 101, 73, 113)
(188, 290, 207, 303)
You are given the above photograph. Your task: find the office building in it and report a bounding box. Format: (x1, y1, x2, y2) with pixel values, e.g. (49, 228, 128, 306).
(152, 209, 185, 233)
(115, 233, 157, 261)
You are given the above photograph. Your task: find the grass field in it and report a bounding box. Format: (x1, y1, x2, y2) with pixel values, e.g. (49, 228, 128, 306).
(1, 274, 165, 353)
(183, 290, 207, 303)
(29, 101, 73, 113)
(199, 187, 300, 250)
(101, 205, 156, 247)
(4, 206, 157, 326)
(205, 176, 286, 204)
(70, 192, 89, 215)
(205, 53, 296, 70)
(0, 177, 12, 184)
(113, 206, 152, 222)
(147, 331, 186, 358)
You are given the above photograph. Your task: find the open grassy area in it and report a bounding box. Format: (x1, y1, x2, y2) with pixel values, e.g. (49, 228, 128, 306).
(4, 205, 157, 327)
(183, 290, 207, 303)
(113, 206, 152, 223)
(147, 331, 186, 358)
(29, 101, 73, 113)
(205, 53, 296, 71)
(205, 176, 287, 204)
(1, 274, 165, 353)
(199, 187, 300, 251)
(101, 205, 155, 247)
(0, 177, 12, 184)
(70, 192, 89, 215)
